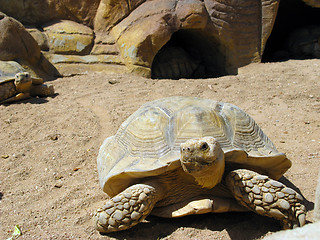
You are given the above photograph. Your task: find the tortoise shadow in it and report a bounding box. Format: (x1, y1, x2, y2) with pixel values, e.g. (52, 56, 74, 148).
(0, 192, 3, 200)
(279, 176, 314, 211)
(1, 93, 59, 105)
(102, 212, 281, 240)
(100, 177, 312, 240)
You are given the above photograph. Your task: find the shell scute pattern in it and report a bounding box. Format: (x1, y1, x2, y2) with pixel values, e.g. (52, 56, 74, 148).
(98, 97, 289, 197)
(0, 81, 16, 102)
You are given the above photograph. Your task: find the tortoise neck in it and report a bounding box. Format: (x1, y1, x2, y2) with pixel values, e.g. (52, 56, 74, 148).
(193, 158, 225, 189)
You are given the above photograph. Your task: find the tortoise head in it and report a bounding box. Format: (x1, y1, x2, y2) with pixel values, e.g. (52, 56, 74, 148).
(180, 136, 225, 189)
(14, 72, 32, 93)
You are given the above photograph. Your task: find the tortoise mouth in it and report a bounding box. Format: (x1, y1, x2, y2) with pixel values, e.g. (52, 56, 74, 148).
(181, 157, 214, 174)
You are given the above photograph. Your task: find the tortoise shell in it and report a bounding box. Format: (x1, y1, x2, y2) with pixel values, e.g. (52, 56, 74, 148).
(97, 96, 291, 197)
(0, 60, 25, 83)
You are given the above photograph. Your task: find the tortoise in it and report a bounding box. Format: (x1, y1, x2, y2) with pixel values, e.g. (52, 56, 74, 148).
(0, 61, 54, 104)
(93, 96, 306, 233)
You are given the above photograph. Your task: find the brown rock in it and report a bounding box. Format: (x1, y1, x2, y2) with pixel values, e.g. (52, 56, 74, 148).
(0, 14, 40, 65)
(109, 0, 279, 77)
(0, 0, 100, 27)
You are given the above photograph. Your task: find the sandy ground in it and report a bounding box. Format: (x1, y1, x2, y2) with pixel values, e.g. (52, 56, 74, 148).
(1, 59, 320, 240)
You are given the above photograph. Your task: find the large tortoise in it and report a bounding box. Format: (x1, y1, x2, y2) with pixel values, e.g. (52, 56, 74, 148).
(94, 96, 306, 233)
(0, 61, 54, 103)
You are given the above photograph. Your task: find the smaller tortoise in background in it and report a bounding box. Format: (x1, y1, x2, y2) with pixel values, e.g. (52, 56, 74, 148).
(0, 60, 54, 104)
(94, 96, 306, 233)
(0, 72, 54, 104)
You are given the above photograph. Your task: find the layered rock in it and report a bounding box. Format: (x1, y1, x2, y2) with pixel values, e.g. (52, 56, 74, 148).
(0, 0, 100, 27)
(0, 0, 318, 78)
(43, 20, 94, 55)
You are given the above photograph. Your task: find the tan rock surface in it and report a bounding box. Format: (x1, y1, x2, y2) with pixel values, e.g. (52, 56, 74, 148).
(44, 20, 94, 55)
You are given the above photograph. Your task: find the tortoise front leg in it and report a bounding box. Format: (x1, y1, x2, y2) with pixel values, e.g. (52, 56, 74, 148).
(30, 84, 54, 97)
(226, 169, 306, 229)
(1, 92, 30, 103)
(94, 183, 160, 233)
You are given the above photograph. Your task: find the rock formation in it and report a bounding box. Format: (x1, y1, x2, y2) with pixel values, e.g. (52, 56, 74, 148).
(0, 0, 319, 78)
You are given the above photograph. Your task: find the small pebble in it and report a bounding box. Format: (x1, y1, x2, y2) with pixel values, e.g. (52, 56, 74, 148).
(108, 79, 119, 85)
(54, 182, 63, 188)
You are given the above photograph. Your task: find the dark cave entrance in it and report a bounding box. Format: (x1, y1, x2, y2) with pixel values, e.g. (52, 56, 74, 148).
(262, 0, 320, 62)
(151, 30, 227, 79)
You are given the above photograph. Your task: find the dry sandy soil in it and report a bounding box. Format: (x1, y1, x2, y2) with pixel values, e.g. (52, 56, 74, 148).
(1, 59, 320, 240)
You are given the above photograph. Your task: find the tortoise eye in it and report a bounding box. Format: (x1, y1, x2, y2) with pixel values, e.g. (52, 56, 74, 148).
(200, 142, 209, 151)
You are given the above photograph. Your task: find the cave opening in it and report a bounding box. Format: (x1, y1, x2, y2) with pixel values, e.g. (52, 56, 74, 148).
(151, 29, 227, 79)
(262, 0, 320, 62)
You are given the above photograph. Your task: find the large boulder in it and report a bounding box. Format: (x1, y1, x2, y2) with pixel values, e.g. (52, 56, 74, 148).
(0, 13, 40, 65)
(105, 0, 279, 77)
(43, 20, 94, 55)
(0, 13, 59, 79)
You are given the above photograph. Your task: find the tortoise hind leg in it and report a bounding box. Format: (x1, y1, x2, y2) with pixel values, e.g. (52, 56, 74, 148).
(94, 184, 160, 233)
(226, 169, 306, 229)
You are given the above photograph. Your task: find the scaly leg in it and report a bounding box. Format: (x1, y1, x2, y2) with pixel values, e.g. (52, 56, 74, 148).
(94, 184, 160, 233)
(30, 84, 54, 97)
(226, 169, 306, 229)
(1, 92, 30, 103)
